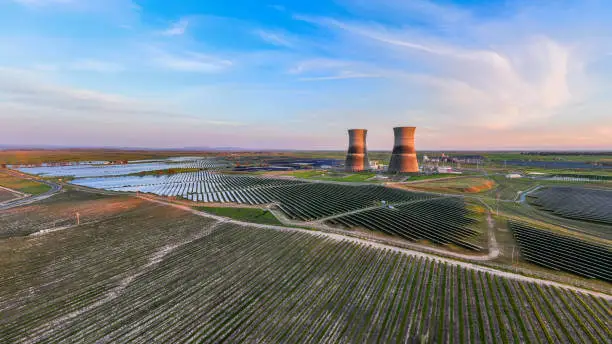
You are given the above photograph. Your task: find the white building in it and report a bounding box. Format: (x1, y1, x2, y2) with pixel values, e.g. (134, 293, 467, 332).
(369, 160, 386, 170)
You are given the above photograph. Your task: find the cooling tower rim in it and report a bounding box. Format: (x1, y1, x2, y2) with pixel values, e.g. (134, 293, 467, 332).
(348, 128, 368, 132)
(393, 126, 417, 130)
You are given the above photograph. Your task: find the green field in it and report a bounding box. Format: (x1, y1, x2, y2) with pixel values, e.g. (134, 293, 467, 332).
(403, 173, 458, 181)
(194, 206, 282, 225)
(0, 172, 51, 195)
(290, 170, 377, 182)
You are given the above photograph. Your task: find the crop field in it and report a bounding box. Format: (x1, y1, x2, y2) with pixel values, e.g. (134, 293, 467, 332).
(509, 221, 612, 283)
(17, 158, 226, 178)
(0, 190, 143, 238)
(0, 171, 51, 195)
(1, 198, 609, 343)
(527, 186, 612, 225)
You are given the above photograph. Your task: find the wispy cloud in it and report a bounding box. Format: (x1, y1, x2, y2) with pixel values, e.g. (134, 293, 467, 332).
(0, 67, 242, 126)
(289, 58, 383, 82)
(0, 67, 168, 117)
(151, 50, 232, 73)
(161, 18, 189, 36)
(293, 15, 483, 60)
(288, 59, 351, 74)
(254, 29, 293, 47)
(294, 11, 586, 130)
(299, 72, 381, 82)
(3, 0, 609, 149)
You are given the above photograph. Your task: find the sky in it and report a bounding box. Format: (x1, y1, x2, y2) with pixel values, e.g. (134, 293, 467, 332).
(0, 0, 611, 150)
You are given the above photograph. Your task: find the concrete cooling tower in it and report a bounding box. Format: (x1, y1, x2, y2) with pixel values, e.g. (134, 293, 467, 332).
(345, 129, 369, 172)
(388, 127, 419, 173)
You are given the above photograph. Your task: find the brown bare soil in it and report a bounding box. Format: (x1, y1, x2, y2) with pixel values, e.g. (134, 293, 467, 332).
(0, 190, 144, 238)
(0, 189, 18, 203)
(464, 180, 495, 192)
(0, 194, 217, 310)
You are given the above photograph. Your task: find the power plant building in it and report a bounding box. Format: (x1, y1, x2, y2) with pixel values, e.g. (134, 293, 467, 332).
(345, 129, 369, 172)
(388, 127, 419, 173)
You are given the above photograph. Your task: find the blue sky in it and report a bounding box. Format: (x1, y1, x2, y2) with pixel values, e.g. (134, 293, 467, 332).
(1, 0, 610, 150)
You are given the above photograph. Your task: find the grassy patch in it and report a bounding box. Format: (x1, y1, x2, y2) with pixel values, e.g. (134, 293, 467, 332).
(17, 184, 52, 195)
(403, 173, 457, 181)
(194, 206, 282, 225)
(290, 170, 377, 182)
(0, 172, 51, 195)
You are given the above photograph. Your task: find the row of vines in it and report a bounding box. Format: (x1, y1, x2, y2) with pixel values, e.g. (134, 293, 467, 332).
(2, 222, 609, 343)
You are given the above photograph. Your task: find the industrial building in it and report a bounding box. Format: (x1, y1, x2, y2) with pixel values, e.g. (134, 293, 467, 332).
(345, 129, 369, 172)
(388, 127, 419, 174)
